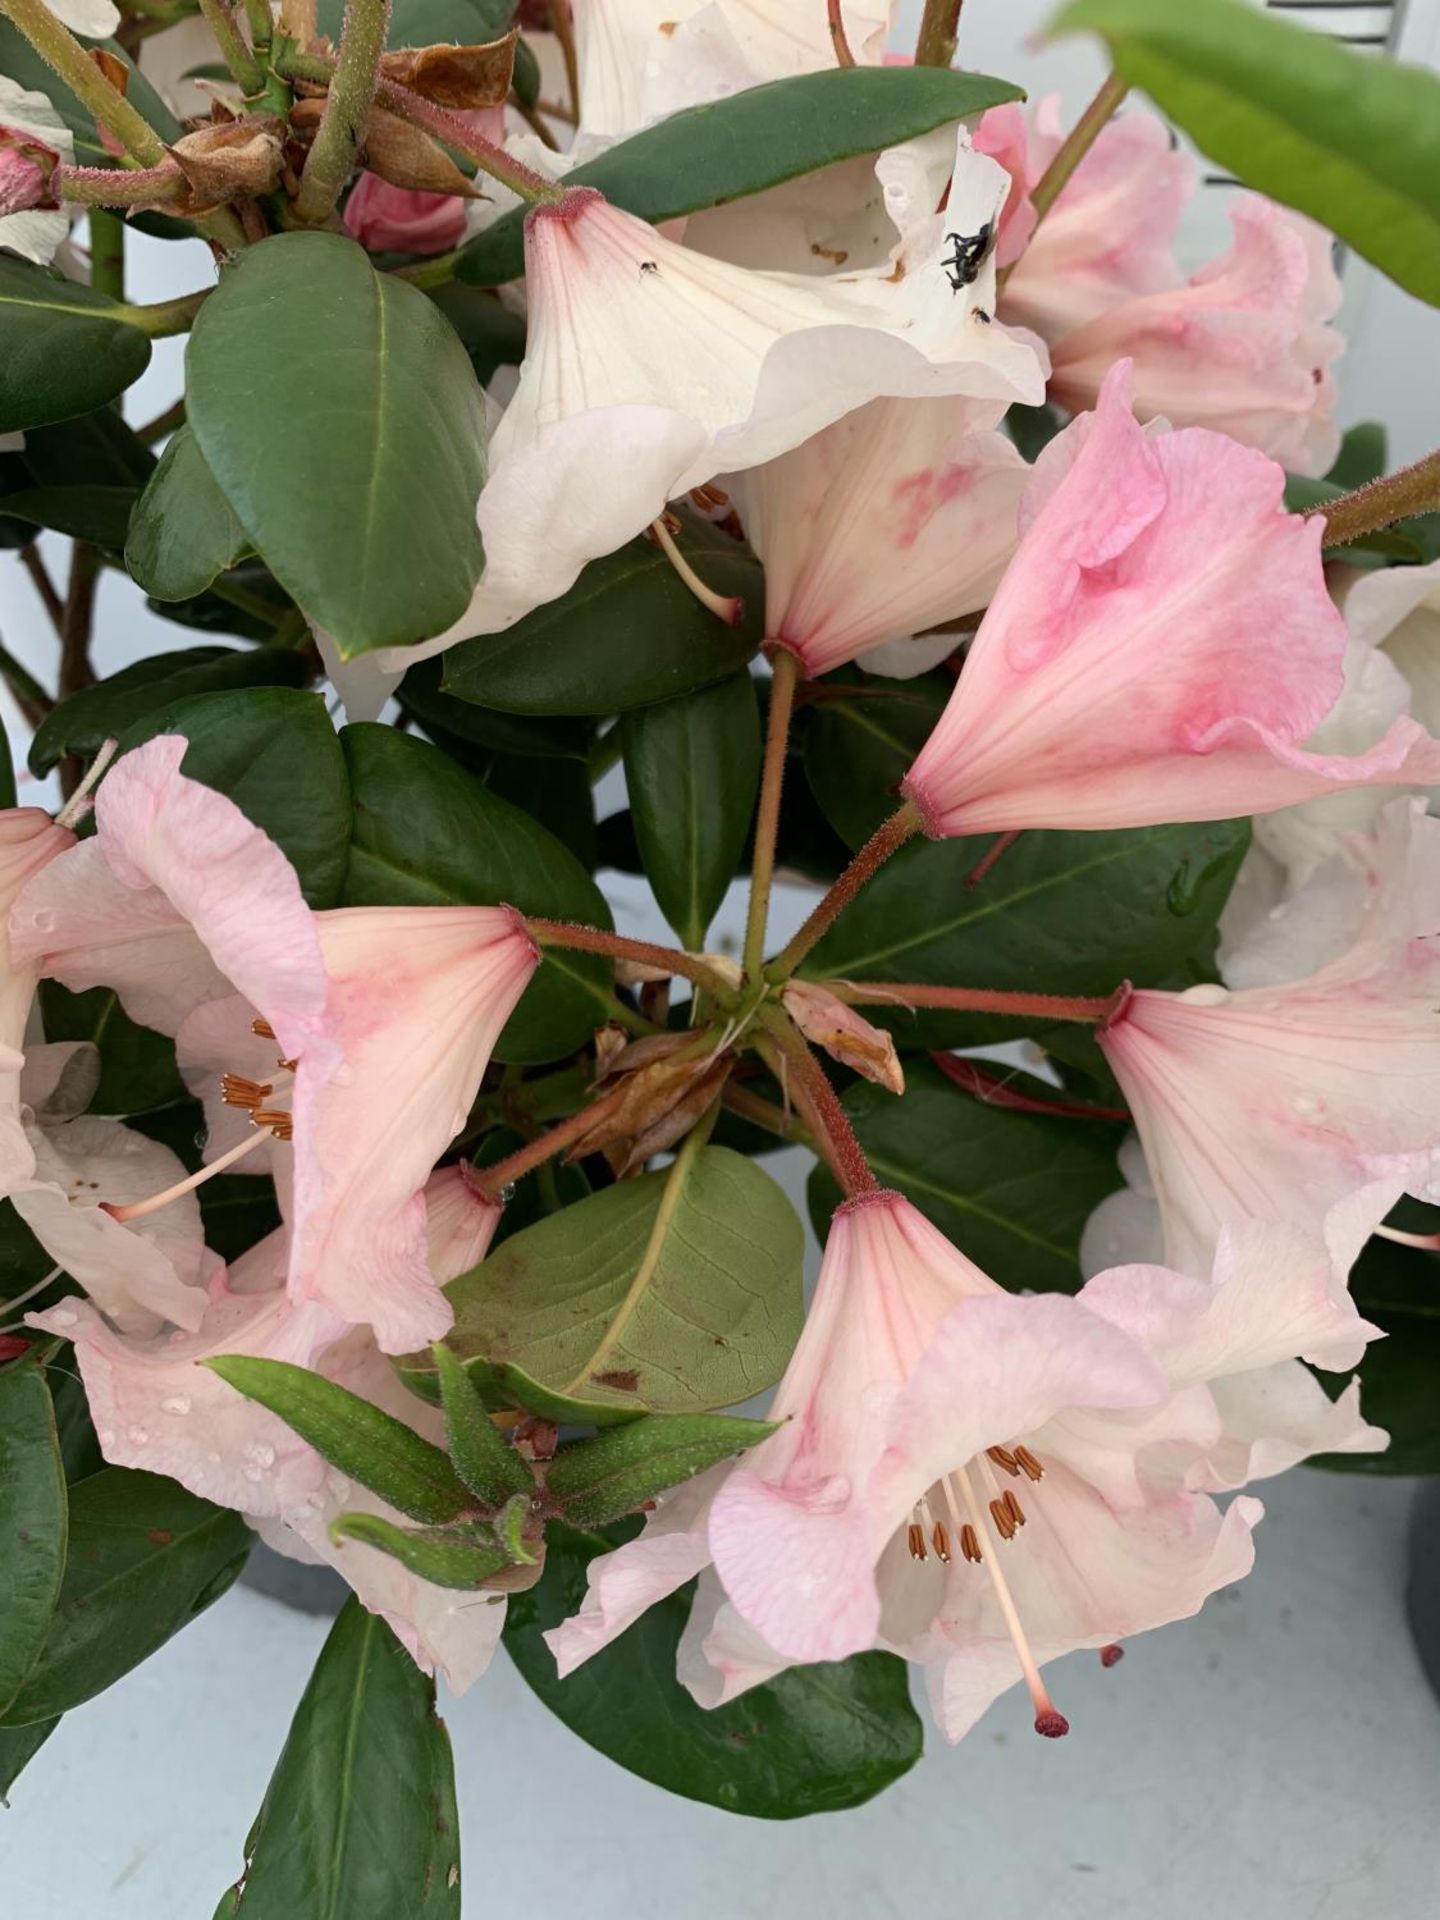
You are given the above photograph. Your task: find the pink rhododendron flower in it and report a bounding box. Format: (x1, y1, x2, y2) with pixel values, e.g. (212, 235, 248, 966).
(1097, 800, 1440, 1279)
(13, 736, 539, 1352)
(549, 1195, 1369, 1741)
(386, 140, 1045, 660)
(900, 364, 1440, 838)
(343, 175, 471, 255)
(0, 806, 74, 1192)
(0, 78, 74, 265)
(976, 99, 1342, 473)
(572, 0, 895, 137)
(731, 394, 1028, 678)
(31, 1171, 507, 1690)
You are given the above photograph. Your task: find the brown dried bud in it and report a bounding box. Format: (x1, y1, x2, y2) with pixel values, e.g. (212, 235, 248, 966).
(780, 982, 905, 1095)
(380, 31, 517, 111)
(570, 1046, 732, 1175)
(290, 98, 479, 198)
(170, 119, 285, 210)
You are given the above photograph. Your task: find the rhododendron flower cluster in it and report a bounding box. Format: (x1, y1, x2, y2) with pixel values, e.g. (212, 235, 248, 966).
(1, 0, 1436, 1889)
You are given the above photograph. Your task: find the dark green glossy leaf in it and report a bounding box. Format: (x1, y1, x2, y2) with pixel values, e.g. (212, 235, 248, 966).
(215, 1599, 461, 1917)
(473, 1127, 591, 1248)
(0, 715, 14, 810)
(126, 427, 251, 601)
(317, 0, 514, 42)
(1326, 422, 1387, 492)
(1316, 1233, 1440, 1474)
(505, 1522, 922, 1816)
(0, 258, 150, 435)
(144, 559, 297, 645)
(37, 981, 183, 1117)
(112, 688, 353, 909)
(431, 1340, 534, 1506)
(400, 1147, 804, 1424)
(47, 1369, 104, 1486)
(0, 1716, 58, 1803)
(0, 1367, 67, 1716)
(17, 405, 154, 493)
(440, 522, 762, 715)
(204, 1356, 471, 1524)
(29, 647, 309, 776)
(546, 1413, 777, 1528)
(804, 820, 1250, 1049)
(426, 280, 527, 387)
(188, 232, 487, 656)
(484, 753, 597, 870)
(1053, 0, 1440, 306)
(459, 65, 1023, 284)
(341, 724, 615, 1062)
(0, 1468, 250, 1725)
(803, 672, 949, 850)
(0, 23, 180, 165)
(0, 485, 134, 550)
(623, 673, 760, 947)
(398, 654, 592, 762)
(330, 1512, 516, 1589)
(808, 1058, 1126, 1295)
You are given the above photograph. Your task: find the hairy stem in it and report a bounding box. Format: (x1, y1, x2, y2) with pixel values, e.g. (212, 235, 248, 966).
(769, 802, 922, 983)
(757, 1011, 876, 1200)
(293, 0, 390, 224)
(525, 918, 740, 1000)
(374, 78, 565, 204)
(1312, 448, 1440, 548)
(827, 982, 1123, 1022)
(60, 162, 187, 207)
(914, 0, 963, 66)
(743, 649, 800, 981)
(0, 0, 168, 166)
(471, 1083, 632, 1200)
(198, 0, 263, 91)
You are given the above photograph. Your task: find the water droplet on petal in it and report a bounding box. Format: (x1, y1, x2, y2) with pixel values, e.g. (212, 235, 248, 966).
(48, 1308, 77, 1328)
(29, 908, 55, 934)
(161, 1395, 192, 1416)
(1178, 983, 1229, 1008)
(1290, 1091, 1322, 1118)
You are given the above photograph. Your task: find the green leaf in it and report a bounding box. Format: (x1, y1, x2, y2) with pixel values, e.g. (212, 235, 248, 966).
(0, 485, 135, 550)
(204, 1355, 472, 1525)
(112, 688, 353, 909)
(215, 1599, 461, 1918)
(0, 259, 151, 435)
(126, 427, 252, 601)
(0, 1717, 58, 1804)
(441, 522, 763, 715)
(545, 1413, 777, 1529)
(37, 982, 183, 1116)
(341, 724, 615, 1062)
(399, 655, 592, 763)
(317, 0, 515, 43)
(458, 65, 1024, 284)
(431, 1340, 534, 1506)
(622, 672, 761, 948)
(426, 281, 527, 387)
(0, 1468, 250, 1726)
(803, 672, 950, 850)
(484, 752, 597, 870)
(29, 647, 309, 776)
(16, 406, 155, 495)
(0, 1367, 67, 1717)
(1051, 0, 1440, 306)
(809, 1058, 1125, 1294)
(505, 1522, 922, 1816)
(330, 1512, 516, 1589)
(187, 232, 487, 656)
(403, 1146, 804, 1424)
(1315, 1233, 1440, 1474)
(0, 715, 14, 810)
(0, 24, 181, 165)
(803, 820, 1250, 1048)
(1326, 422, 1387, 492)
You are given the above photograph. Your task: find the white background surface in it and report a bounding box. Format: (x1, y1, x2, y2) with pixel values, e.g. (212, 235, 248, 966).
(3, 0, 1440, 1913)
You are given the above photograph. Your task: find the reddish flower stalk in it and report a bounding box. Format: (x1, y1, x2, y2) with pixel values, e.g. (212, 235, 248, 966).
(758, 1008, 877, 1200)
(830, 981, 1125, 1024)
(524, 917, 739, 998)
(769, 803, 922, 983)
(827, 0, 857, 66)
(929, 1052, 1130, 1123)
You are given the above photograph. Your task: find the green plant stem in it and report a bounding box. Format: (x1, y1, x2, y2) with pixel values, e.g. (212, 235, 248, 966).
(825, 982, 1124, 1023)
(112, 289, 211, 338)
(722, 1080, 814, 1149)
(293, 0, 390, 224)
(743, 649, 800, 983)
(197, 0, 263, 91)
(769, 802, 922, 984)
(914, 0, 963, 66)
(756, 1010, 876, 1200)
(137, 396, 186, 445)
(1311, 448, 1440, 548)
(391, 249, 462, 290)
(86, 210, 124, 299)
(525, 918, 739, 1000)
(60, 162, 187, 208)
(0, 0, 168, 166)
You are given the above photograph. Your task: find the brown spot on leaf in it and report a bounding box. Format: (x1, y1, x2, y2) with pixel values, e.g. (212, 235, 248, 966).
(591, 1368, 639, 1391)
